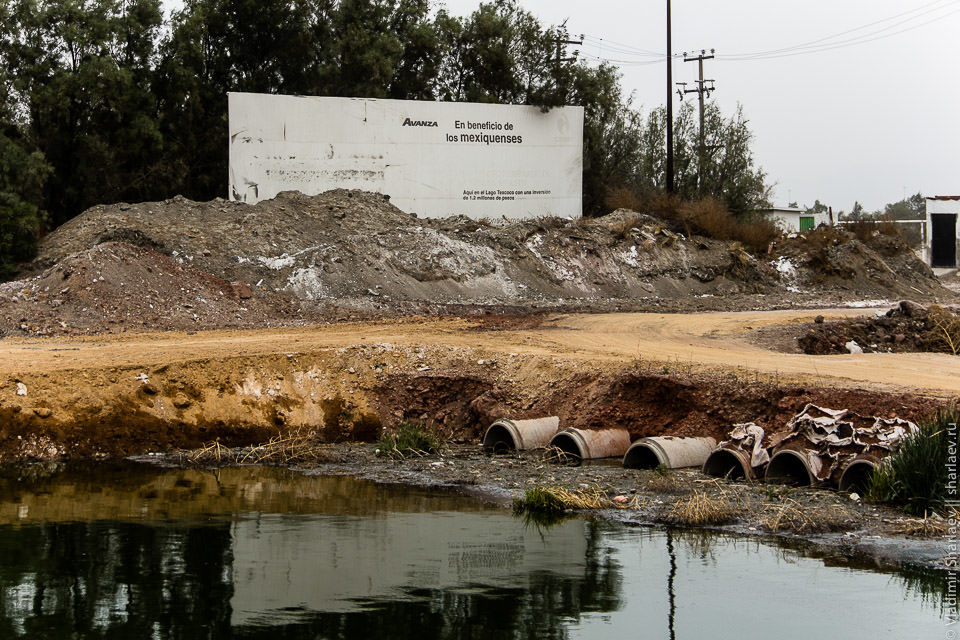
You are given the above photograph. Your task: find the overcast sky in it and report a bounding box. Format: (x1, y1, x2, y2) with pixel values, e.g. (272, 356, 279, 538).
(167, 0, 959, 212)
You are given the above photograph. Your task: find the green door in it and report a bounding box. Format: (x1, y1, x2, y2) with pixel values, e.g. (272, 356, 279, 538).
(799, 216, 815, 232)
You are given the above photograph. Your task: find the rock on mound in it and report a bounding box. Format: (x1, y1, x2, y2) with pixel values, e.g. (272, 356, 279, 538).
(0, 242, 303, 336)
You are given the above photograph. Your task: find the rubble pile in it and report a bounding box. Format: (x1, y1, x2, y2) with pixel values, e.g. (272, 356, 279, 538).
(0, 242, 303, 336)
(0, 189, 951, 335)
(719, 404, 917, 483)
(798, 300, 960, 355)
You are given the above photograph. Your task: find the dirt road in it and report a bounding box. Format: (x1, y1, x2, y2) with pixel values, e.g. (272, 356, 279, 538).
(3, 308, 958, 395)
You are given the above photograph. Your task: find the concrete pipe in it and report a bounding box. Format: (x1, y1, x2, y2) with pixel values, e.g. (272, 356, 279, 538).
(623, 437, 717, 470)
(549, 428, 632, 462)
(702, 447, 755, 480)
(838, 456, 880, 493)
(764, 448, 820, 486)
(482, 417, 560, 453)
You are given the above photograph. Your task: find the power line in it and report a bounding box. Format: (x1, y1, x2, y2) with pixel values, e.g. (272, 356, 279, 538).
(579, 53, 667, 66)
(720, 0, 960, 60)
(581, 35, 664, 57)
(578, 1, 959, 68)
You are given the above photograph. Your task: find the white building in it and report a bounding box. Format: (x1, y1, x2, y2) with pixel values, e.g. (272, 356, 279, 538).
(756, 206, 830, 233)
(927, 196, 960, 268)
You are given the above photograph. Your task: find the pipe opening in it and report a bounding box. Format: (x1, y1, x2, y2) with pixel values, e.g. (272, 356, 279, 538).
(765, 450, 812, 486)
(623, 444, 663, 470)
(839, 460, 877, 493)
(550, 432, 583, 464)
(482, 424, 517, 454)
(702, 449, 748, 480)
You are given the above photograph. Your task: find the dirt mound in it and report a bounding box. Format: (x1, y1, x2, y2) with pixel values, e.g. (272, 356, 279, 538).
(0, 242, 306, 336)
(5, 190, 950, 336)
(797, 300, 960, 355)
(25, 191, 782, 306)
(774, 227, 939, 299)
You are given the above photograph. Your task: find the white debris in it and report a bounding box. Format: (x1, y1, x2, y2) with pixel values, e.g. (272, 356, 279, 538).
(259, 254, 296, 270)
(773, 256, 798, 279)
(16, 382, 27, 396)
(845, 340, 863, 354)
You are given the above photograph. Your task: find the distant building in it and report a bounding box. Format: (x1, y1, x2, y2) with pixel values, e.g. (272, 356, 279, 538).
(756, 206, 829, 233)
(927, 196, 960, 268)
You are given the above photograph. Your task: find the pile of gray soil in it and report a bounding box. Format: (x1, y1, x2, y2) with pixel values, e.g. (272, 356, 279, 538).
(1, 189, 952, 335)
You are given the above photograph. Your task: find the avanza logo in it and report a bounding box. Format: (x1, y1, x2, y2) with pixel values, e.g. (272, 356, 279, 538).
(402, 117, 438, 127)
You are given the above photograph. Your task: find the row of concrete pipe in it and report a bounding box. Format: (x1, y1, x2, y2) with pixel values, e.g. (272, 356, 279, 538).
(482, 418, 878, 492)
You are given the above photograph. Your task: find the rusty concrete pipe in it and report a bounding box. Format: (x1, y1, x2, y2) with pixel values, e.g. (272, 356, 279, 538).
(482, 417, 560, 453)
(764, 448, 820, 486)
(549, 428, 632, 462)
(702, 446, 756, 480)
(838, 456, 880, 493)
(623, 436, 717, 470)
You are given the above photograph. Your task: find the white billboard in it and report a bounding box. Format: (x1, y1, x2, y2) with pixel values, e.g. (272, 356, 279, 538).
(228, 92, 584, 219)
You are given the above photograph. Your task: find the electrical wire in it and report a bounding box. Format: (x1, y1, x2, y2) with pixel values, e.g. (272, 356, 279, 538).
(577, 0, 958, 67)
(719, 0, 960, 60)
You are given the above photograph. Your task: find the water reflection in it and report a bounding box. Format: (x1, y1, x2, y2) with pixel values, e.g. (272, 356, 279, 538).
(0, 462, 951, 639)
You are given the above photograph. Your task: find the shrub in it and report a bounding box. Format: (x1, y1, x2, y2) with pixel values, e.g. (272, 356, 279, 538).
(0, 192, 43, 280)
(376, 421, 441, 458)
(848, 219, 880, 243)
(513, 486, 567, 516)
(678, 197, 738, 240)
(866, 407, 959, 515)
(926, 306, 960, 356)
(736, 214, 781, 253)
(605, 186, 645, 212)
(602, 188, 780, 252)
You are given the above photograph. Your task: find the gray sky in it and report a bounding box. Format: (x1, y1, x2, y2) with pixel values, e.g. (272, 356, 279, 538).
(167, 0, 960, 212)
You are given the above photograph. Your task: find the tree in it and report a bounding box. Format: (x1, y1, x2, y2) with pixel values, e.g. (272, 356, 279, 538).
(883, 192, 925, 220)
(4, 0, 164, 226)
(632, 101, 771, 215)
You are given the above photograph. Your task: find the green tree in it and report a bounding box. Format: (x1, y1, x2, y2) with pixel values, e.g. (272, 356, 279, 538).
(155, 0, 319, 200)
(0, 13, 50, 277)
(883, 192, 925, 219)
(4, 0, 164, 226)
(634, 101, 771, 214)
(805, 199, 828, 215)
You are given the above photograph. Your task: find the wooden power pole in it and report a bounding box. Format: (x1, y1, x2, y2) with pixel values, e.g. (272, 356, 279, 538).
(666, 0, 674, 193)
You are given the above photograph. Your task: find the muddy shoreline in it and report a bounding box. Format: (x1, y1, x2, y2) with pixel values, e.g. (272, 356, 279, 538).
(130, 442, 953, 574)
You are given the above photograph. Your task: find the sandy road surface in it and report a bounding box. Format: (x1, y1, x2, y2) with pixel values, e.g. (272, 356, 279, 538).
(3, 308, 958, 396)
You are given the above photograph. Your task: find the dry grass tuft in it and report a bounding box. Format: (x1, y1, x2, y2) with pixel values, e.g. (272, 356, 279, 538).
(927, 306, 960, 356)
(643, 470, 690, 495)
(514, 484, 638, 515)
(760, 498, 853, 533)
(183, 429, 339, 467)
(890, 517, 949, 538)
(540, 445, 581, 466)
(664, 491, 740, 526)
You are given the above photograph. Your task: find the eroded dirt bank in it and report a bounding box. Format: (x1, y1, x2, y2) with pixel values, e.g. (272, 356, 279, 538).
(0, 310, 951, 461)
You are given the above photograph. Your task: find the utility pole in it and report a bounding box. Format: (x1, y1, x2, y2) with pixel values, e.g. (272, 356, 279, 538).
(666, 0, 674, 193)
(681, 49, 715, 152)
(555, 25, 583, 100)
(677, 49, 715, 188)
